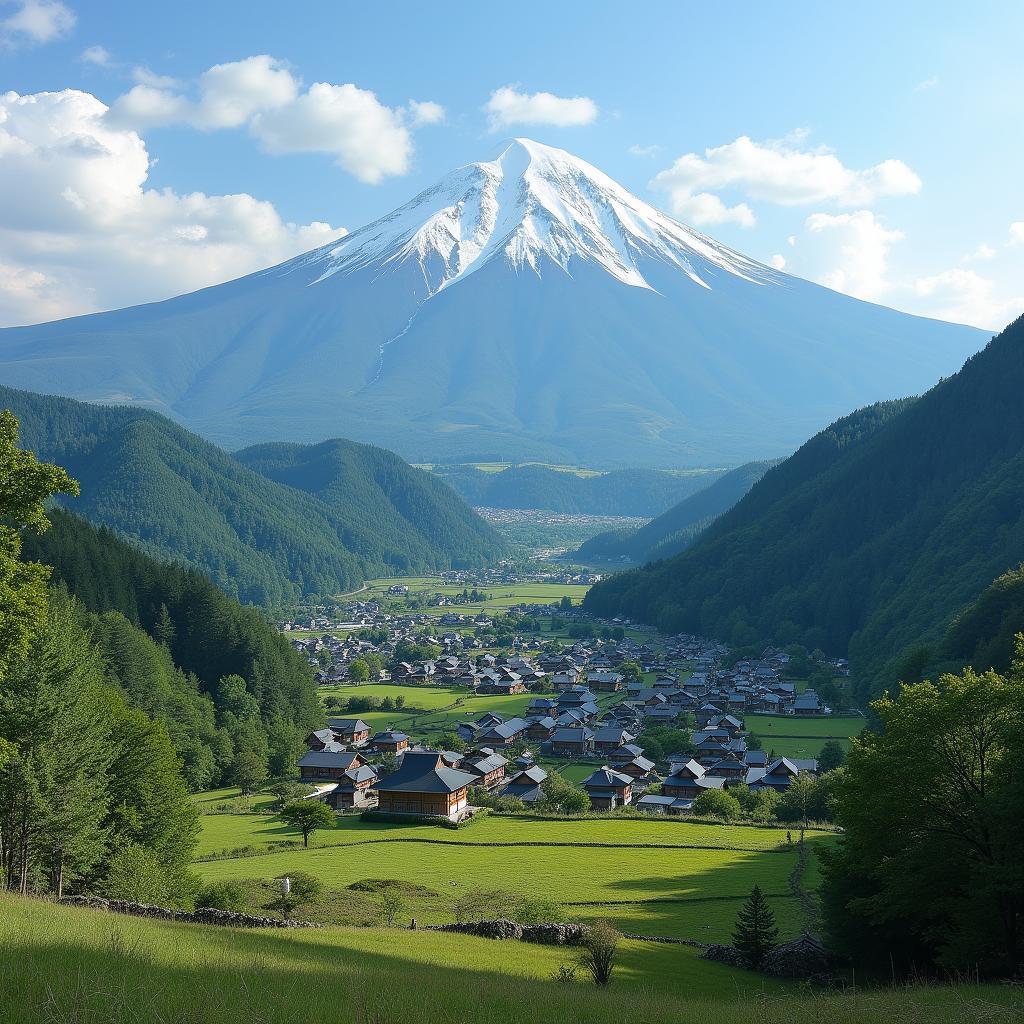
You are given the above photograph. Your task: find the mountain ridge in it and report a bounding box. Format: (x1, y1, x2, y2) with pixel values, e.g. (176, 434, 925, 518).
(0, 139, 987, 465)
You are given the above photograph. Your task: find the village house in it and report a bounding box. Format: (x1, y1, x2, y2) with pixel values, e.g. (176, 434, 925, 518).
(526, 716, 557, 741)
(323, 763, 379, 810)
(587, 670, 623, 692)
(582, 766, 633, 810)
(550, 725, 594, 757)
(592, 725, 637, 753)
(325, 718, 372, 746)
(462, 747, 508, 789)
(297, 749, 367, 783)
(374, 751, 477, 821)
(498, 765, 548, 803)
(476, 717, 530, 748)
(370, 731, 410, 754)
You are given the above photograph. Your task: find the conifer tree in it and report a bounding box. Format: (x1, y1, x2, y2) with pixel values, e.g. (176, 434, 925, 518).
(732, 884, 779, 968)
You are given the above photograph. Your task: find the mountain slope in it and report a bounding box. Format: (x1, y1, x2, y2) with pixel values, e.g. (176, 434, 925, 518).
(234, 439, 504, 564)
(2, 386, 505, 605)
(584, 315, 1024, 696)
(429, 464, 724, 517)
(576, 460, 775, 563)
(0, 139, 986, 466)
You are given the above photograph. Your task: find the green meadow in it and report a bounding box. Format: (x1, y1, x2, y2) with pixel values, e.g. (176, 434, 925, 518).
(3, 893, 1018, 1024)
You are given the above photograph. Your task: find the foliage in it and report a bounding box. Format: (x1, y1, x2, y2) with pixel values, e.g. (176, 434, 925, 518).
(817, 740, 846, 773)
(196, 879, 249, 911)
(0, 411, 78, 681)
(280, 801, 335, 848)
(586, 321, 1024, 697)
(577, 920, 620, 986)
(2, 387, 505, 609)
(232, 751, 269, 797)
(821, 659, 1024, 976)
(266, 870, 324, 919)
(22, 510, 323, 788)
(578, 461, 774, 563)
(731, 885, 779, 968)
(692, 790, 742, 822)
(377, 887, 408, 927)
(538, 772, 589, 814)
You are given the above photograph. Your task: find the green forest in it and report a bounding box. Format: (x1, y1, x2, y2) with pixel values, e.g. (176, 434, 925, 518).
(586, 316, 1024, 698)
(1, 386, 506, 607)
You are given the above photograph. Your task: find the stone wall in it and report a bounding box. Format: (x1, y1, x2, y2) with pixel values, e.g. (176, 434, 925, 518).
(59, 895, 321, 929)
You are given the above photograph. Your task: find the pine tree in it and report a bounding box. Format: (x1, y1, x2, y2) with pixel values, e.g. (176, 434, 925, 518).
(732, 884, 779, 968)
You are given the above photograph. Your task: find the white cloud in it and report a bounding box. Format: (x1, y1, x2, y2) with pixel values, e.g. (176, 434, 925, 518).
(107, 55, 428, 185)
(406, 99, 445, 126)
(0, 89, 345, 326)
(1, 0, 74, 47)
(913, 268, 1024, 330)
(961, 243, 996, 263)
(252, 82, 411, 184)
(913, 76, 939, 92)
(79, 44, 110, 66)
(628, 143, 660, 158)
(670, 191, 755, 228)
(652, 135, 921, 223)
(484, 86, 598, 129)
(1009, 222, 1024, 245)
(132, 66, 180, 89)
(786, 210, 904, 302)
(769, 254, 786, 270)
(194, 54, 298, 129)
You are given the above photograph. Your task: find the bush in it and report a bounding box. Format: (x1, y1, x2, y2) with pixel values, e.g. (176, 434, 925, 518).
(577, 920, 620, 986)
(692, 789, 742, 821)
(196, 880, 249, 912)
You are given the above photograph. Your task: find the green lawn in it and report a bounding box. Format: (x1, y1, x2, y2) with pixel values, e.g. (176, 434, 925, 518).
(356, 577, 592, 615)
(5, 894, 1018, 1023)
(193, 808, 837, 941)
(745, 715, 865, 738)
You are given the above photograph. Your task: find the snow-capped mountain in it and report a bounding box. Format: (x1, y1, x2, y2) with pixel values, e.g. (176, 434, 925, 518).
(0, 139, 987, 466)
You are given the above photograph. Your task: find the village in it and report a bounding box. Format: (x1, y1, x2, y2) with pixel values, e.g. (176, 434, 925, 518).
(283, 585, 842, 823)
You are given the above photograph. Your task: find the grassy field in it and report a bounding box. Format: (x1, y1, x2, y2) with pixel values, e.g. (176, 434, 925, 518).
(3, 893, 1019, 1024)
(746, 714, 863, 758)
(357, 577, 593, 615)
(193, 802, 836, 941)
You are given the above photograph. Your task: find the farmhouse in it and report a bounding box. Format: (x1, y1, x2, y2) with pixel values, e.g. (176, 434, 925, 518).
(498, 765, 548, 803)
(593, 725, 637, 753)
(297, 749, 365, 783)
(325, 718, 372, 746)
(582, 766, 633, 810)
(550, 725, 594, 756)
(375, 751, 477, 820)
(370, 731, 410, 754)
(462, 748, 508, 789)
(323, 764, 379, 810)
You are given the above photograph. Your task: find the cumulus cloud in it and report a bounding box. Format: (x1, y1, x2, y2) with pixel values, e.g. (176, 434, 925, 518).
(784, 210, 904, 302)
(769, 254, 786, 270)
(252, 82, 411, 183)
(670, 191, 755, 228)
(79, 44, 110, 66)
(1, 0, 74, 47)
(1010, 222, 1024, 245)
(406, 99, 445, 126)
(107, 55, 429, 185)
(0, 89, 345, 326)
(485, 86, 598, 129)
(653, 135, 921, 224)
(961, 243, 996, 264)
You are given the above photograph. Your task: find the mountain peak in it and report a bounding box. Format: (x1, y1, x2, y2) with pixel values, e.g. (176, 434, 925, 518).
(296, 138, 776, 295)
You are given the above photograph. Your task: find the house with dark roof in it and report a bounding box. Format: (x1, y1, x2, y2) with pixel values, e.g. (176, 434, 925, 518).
(593, 725, 637, 752)
(746, 757, 802, 791)
(370, 731, 410, 754)
(324, 763, 378, 810)
(297, 749, 365, 783)
(462, 748, 509, 789)
(498, 765, 548, 803)
(374, 751, 478, 820)
(582, 766, 633, 810)
(325, 718, 372, 746)
(476, 717, 529, 747)
(550, 725, 594, 757)
(526, 716, 557, 741)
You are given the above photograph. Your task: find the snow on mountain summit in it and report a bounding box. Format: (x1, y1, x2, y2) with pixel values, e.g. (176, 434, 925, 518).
(295, 138, 775, 295)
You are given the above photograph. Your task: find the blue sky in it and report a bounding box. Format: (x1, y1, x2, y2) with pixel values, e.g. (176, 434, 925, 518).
(1, 0, 1022, 328)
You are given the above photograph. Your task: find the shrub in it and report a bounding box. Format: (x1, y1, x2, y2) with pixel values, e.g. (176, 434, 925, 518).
(196, 880, 249, 912)
(577, 920, 620, 986)
(692, 789, 742, 821)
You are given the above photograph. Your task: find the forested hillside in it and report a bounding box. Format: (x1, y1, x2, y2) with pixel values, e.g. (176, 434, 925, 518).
(587, 316, 1024, 699)
(22, 510, 322, 790)
(235, 439, 503, 568)
(0, 387, 505, 606)
(576, 461, 774, 563)
(430, 464, 724, 516)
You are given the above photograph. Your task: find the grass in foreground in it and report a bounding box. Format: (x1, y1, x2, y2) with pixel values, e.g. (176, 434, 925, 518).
(2, 893, 1019, 1024)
